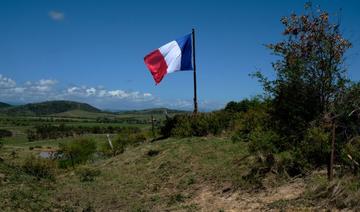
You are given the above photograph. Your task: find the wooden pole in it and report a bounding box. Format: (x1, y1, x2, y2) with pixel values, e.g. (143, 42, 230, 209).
(192, 28, 198, 114)
(329, 123, 336, 181)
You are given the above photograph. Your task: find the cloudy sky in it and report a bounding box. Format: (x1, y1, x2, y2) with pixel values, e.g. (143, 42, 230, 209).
(1, 0, 360, 110)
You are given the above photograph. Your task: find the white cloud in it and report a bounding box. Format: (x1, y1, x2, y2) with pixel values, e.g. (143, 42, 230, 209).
(0, 74, 222, 111)
(0, 74, 16, 88)
(39, 79, 57, 86)
(48, 11, 64, 21)
(67, 87, 80, 94)
(86, 87, 96, 96)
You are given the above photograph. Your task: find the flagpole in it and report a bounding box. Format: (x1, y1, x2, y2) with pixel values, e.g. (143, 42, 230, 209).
(192, 28, 198, 114)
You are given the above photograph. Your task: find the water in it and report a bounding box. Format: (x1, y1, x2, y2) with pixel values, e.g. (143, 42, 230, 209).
(39, 151, 54, 159)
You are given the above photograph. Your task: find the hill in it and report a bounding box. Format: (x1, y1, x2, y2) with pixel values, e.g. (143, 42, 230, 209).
(2, 100, 101, 116)
(0, 102, 11, 109)
(1, 137, 351, 211)
(117, 108, 189, 115)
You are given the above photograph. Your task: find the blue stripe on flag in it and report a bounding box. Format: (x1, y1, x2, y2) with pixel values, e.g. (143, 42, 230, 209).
(175, 33, 193, 70)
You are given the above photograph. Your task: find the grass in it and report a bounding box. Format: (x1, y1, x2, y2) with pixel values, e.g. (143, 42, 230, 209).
(50, 137, 249, 211)
(0, 137, 252, 211)
(1, 114, 360, 211)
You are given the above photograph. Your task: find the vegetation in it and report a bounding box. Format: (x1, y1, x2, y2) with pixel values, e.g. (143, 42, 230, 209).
(2, 100, 101, 116)
(57, 138, 97, 168)
(1, 3, 360, 211)
(26, 124, 141, 141)
(22, 155, 56, 180)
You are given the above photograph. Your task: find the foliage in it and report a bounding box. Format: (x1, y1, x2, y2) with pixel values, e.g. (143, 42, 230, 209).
(76, 167, 101, 182)
(161, 112, 231, 138)
(225, 97, 263, 113)
(26, 124, 141, 141)
(248, 129, 279, 154)
(22, 155, 56, 180)
(112, 131, 146, 155)
(299, 126, 331, 167)
(58, 138, 97, 168)
(0, 129, 12, 139)
(6, 100, 101, 116)
(341, 137, 360, 174)
(230, 102, 270, 142)
(254, 5, 351, 143)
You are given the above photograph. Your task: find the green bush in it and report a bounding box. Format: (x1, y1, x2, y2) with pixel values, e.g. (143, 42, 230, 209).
(22, 155, 56, 180)
(112, 132, 146, 155)
(161, 113, 230, 138)
(99, 131, 146, 156)
(76, 167, 101, 182)
(275, 151, 307, 177)
(231, 107, 270, 142)
(58, 138, 97, 168)
(300, 126, 331, 167)
(341, 137, 360, 174)
(0, 129, 12, 138)
(248, 129, 279, 154)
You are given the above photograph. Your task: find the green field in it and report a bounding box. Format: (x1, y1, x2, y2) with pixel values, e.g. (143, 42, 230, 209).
(1, 105, 359, 211)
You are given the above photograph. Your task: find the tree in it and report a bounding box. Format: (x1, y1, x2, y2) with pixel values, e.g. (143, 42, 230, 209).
(254, 3, 352, 146)
(58, 138, 97, 168)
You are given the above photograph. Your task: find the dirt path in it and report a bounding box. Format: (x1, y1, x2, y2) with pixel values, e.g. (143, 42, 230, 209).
(193, 178, 306, 211)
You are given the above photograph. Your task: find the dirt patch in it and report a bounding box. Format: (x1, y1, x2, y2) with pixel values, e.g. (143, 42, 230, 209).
(192, 178, 306, 211)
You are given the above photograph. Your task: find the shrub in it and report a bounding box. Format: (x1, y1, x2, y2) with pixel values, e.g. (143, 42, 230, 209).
(248, 129, 279, 154)
(224, 98, 262, 113)
(22, 155, 56, 180)
(231, 107, 270, 142)
(300, 126, 331, 167)
(0, 129, 12, 138)
(58, 138, 97, 168)
(341, 137, 360, 174)
(76, 167, 101, 182)
(161, 113, 230, 138)
(275, 151, 307, 177)
(112, 132, 146, 155)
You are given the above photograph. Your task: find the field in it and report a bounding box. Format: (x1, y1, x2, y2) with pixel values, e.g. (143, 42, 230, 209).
(1, 109, 360, 211)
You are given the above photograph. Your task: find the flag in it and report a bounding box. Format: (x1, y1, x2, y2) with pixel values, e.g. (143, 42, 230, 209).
(144, 33, 193, 84)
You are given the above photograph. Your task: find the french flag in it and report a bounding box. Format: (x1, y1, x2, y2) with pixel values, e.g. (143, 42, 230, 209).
(144, 33, 193, 84)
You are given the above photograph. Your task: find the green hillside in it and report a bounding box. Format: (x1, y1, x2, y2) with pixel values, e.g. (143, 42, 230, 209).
(117, 108, 189, 115)
(0, 102, 11, 109)
(3, 100, 101, 116)
(1, 137, 356, 211)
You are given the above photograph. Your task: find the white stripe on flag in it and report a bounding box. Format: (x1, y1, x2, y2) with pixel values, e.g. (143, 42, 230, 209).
(158, 41, 182, 73)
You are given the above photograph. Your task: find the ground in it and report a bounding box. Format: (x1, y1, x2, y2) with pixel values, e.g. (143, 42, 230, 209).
(1, 136, 348, 211)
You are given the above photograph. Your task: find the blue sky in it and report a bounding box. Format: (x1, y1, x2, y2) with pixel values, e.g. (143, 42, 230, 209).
(1, 0, 360, 110)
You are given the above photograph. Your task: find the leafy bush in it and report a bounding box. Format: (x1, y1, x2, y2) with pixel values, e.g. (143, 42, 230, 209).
(0, 129, 12, 138)
(26, 124, 141, 141)
(112, 132, 146, 155)
(248, 129, 279, 154)
(231, 106, 270, 142)
(341, 137, 360, 174)
(58, 138, 97, 168)
(225, 98, 262, 113)
(161, 113, 230, 138)
(76, 167, 101, 182)
(299, 126, 331, 167)
(22, 155, 56, 180)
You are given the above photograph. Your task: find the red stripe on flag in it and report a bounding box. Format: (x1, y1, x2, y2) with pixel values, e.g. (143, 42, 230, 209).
(144, 49, 168, 84)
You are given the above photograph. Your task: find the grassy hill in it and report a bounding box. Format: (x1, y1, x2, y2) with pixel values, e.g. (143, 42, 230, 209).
(0, 102, 11, 109)
(1, 137, 356, 211)
(117, 108, 189, 115)
(2, 100, 101, 116)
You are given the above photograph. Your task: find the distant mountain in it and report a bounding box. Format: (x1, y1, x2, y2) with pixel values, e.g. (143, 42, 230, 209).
(117, 108, 189, 115)
(0, 102, 12, 109)
(1, 100, 101, 116)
